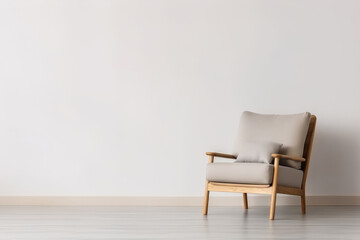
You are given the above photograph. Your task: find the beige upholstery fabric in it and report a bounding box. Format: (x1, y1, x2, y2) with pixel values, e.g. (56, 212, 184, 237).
(235, 142, 282, 164)
(206, 162, 303, 188)
(233, 111, 311, 169)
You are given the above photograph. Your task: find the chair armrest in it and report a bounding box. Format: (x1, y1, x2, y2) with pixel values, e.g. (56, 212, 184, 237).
(206, 152, 236, 159)
(271, 154, 306, 162)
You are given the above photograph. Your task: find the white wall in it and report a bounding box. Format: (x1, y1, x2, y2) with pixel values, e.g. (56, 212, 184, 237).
(0, 0, 359, 197)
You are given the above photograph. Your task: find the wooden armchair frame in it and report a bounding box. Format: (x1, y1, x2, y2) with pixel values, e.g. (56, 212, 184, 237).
(203, 115, 317, 220)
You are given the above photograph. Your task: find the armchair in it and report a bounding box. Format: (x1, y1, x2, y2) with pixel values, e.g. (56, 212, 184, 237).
(203, 112, 317, 220)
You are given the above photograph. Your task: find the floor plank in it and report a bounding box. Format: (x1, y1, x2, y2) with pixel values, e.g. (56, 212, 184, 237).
(0, 206, 359, 239)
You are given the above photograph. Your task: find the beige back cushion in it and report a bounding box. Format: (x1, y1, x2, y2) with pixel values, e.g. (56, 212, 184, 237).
(233, 111, 311, 169)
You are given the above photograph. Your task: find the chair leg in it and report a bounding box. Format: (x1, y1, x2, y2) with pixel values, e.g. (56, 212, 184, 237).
(269, 190, 277, 220)
(301, 193, 306, 214)
(243, 193, 248, 209)
(203, 181, 210, 215)
(269, 157, 280, 220)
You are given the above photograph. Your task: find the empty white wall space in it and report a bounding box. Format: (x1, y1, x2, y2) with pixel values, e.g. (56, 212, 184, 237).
(0, 0, 359, 198)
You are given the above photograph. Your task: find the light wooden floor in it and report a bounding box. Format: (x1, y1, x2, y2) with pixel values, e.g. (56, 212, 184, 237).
(0, 206, 359, 239)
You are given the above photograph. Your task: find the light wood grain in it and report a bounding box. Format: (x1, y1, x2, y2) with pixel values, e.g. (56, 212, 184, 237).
(0, 195, 359, 206)
(208, 155, 214, 164)
(208, 182, 272, 194)
(203, 181, 209, 215)
(269, 157, 280, 220)
(202, 155, 214, 215)
(209, 182, 270, 188)
(206, 152, 236, 159)
(277, 186, 303, 196)
(301, 193, 306, 214)
(271, 154, 306, 162)
(0, 206, 359, 239)
(243, 193, 248, 209)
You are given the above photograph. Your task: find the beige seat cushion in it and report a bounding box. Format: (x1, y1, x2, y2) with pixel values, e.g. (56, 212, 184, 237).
(233, 111, 311, 169)
(206, 162, 303, 188)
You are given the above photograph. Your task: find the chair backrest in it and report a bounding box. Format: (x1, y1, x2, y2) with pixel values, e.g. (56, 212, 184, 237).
(301, 115, 317, 189)
(233, 111, 312, 169)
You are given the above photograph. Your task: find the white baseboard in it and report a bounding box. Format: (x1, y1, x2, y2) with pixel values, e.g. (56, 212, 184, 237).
(0, 196, 359, 206)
